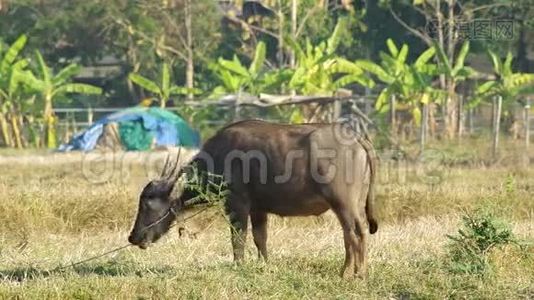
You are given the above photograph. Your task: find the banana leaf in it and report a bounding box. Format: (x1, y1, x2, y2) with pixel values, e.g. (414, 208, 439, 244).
(53, 83, 102, 96)
(129, 73, 161, 94)
(249, 41, 266, 76)
(0, 35, 27, 74)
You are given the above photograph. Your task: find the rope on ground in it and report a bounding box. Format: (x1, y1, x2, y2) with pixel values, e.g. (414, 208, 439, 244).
(43, 206, 210, 274)
(48, 244, 132, 273)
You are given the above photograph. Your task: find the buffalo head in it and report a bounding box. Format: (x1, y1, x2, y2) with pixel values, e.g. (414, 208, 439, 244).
(128, 151, 183, 249)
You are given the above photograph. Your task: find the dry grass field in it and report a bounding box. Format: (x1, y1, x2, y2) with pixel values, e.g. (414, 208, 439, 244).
(0, 143, 533, 299)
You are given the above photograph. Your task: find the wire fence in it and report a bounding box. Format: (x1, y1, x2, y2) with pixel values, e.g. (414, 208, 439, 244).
(52, 96, 533, 148)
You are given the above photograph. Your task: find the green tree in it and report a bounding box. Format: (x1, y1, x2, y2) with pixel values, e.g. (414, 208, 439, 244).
(1, 1, 221, 105)
(14, 50, 102, 148)
(223, 0, 363, 68)
(385, 0, 514, 138)
(0, 34, 29, 148)
(111, 0, 221, 100)
(0, 0, 113, 64)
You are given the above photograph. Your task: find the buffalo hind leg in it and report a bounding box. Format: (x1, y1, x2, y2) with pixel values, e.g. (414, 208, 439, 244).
(354, 218, 368, 278)
(332, 207, 359, 279)
(251, 211, 268, 260)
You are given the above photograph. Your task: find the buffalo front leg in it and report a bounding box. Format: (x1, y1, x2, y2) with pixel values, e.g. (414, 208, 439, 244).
(251, 211, 268, 260)
(229, 211, 248, 262)
(226, 193, 250, 262)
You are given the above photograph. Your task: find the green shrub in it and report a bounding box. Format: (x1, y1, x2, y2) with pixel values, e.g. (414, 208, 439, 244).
(504, 173, 516, 195)
(446, 210, 516, 275)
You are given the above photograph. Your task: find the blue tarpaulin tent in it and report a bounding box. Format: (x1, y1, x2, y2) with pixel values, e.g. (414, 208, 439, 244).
(59, 107, 200, 151)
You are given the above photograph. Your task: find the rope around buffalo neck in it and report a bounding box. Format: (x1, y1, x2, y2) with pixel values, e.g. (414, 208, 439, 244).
(136, 200, 212, 234)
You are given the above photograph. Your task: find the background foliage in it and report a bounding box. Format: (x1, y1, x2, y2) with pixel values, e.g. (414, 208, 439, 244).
(1, 0, 534, 148)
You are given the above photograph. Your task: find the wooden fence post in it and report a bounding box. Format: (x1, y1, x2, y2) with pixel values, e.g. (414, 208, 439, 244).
(64, 112, 71, 143)
(333, 97, 341, 121)
(468, 107, 474, 135)
(390, 94, 396, 137)
(72, 113, 78, 137)
(234, 89, 242, 121)
(88, 106, 94, 125)
(420, 103, 428, 152)
(492, 95, 502, 159)
(457, 95, 464, 139)
(364, 87, 372, 115)
(525, 98, 530, 150)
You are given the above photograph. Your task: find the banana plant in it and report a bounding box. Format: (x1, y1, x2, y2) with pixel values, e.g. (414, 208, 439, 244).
(14, 50, 102, 148)
(434, 41, 474, 86)
(356, 39, 411, 112)
(286, 18, 374, 95)
(210, 41, 290, 96)
(356, 39, 439, 125)
(474, 50, 534, 143)
(474, 50, 534, 107)
(0, 34, 29, 148)
(406, 45, 446, 126)
(129, 62, 198, 108)
(434, 41, 476, 137)
(434, 40, 475, 99)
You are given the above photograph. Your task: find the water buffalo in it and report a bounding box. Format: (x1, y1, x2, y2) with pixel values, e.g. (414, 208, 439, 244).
(128, 119, 378, 278)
